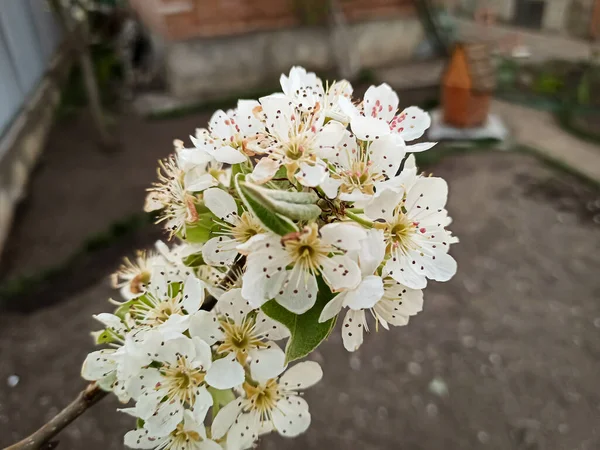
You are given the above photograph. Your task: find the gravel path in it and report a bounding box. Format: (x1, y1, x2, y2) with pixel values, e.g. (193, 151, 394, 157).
(1, 150, 600, 450)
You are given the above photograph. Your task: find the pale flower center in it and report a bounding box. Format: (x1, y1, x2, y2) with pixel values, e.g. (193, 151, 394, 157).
(217, 318, 267, 364)
(231, 212, 263, 243)
(386, 212, 417, 254)
(131, 295, 183, 327)
(169, 425, 202, 449)
(283, 225, 330, 273)
(244, 379, 280, 419)
(339, 160, 385, 196)
(129, 271, 151, 295)
(161, 356, 205, 405)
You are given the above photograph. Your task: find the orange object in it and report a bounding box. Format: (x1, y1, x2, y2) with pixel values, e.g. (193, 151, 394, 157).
(442, 43, 496, 128)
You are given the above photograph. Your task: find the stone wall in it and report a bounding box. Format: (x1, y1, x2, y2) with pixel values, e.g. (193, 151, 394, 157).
(128, 0, 424, 101)
(129, 0, 413, 41)
(165, 16, 425, 100)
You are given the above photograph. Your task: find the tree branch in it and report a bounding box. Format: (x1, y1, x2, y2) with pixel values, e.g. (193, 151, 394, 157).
(5, 383, 108, 450)
(201, 256, 246, 311)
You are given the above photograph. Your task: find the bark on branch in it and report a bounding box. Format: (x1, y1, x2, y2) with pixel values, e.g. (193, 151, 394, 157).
(4, 383, 108, 450)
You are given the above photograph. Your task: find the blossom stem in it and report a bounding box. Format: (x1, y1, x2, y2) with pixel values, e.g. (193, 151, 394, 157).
(5, 383, 108, 450)
(345, 210, 373, 228)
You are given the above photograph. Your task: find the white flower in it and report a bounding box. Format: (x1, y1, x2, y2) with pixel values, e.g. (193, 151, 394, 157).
(247, 93, 345, 187)
(82, 321, 153, 401)
(239, 223, 365, 313)
(363, 170, 458, 289)
(189, 100, 264, 165)
(324, 130, 410, 202)
(124, 411, 222, 449)
(111, 250, 166, 300)
(201, 188, 264, 267)
(340, 83, 435, 150)
(190, 288, 288, 384)
(319, 229, 423, 351)
(126, 268, 206, 337)
(211, 361, 323, 450)
(280, 66, 325, 113)
(147, 155, 199, 237)
(127, 333, 242, 437)
(279, 67, 352, 122)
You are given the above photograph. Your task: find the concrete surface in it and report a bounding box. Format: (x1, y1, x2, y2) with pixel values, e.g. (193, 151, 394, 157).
(492, 99, 600, 184)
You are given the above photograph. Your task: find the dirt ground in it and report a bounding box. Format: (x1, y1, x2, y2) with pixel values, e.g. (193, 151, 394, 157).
(1, 114, 600, 449)
(0, 109, 213, 282)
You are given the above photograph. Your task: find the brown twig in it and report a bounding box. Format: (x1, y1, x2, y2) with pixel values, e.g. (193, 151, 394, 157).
(5, 383, 108, 450)
(201, 256, 246, 311)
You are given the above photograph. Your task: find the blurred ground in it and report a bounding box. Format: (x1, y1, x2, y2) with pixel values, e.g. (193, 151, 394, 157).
(1, 144, 600, 449)
(0, 110, 211, 282)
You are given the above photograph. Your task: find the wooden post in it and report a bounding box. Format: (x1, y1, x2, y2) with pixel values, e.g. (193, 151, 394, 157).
(50, 0, 115, 150)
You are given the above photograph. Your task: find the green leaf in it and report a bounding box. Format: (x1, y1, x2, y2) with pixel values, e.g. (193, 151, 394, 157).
(240, 180, 321, 221)
(246, 184, 319, 204)
(234, 173, 297, 236)
(261, 277, 337, 364)
(114, 298, 137, 320)
(183, 252, 205, 267)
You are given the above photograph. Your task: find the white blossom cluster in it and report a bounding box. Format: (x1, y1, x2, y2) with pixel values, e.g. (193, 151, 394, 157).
(82, 67, 458, 450)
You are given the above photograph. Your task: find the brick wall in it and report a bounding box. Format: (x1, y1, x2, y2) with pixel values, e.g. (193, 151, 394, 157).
(129, 0, 414, 41)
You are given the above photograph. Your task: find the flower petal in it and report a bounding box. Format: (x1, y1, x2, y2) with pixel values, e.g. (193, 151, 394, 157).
(189, 311, 223, 346)
(202, 236, 239, 267)
(275, 266, 318, 314)
(318, 292, 345, 323)
(369, 134, 406, 179)
(253, 310, 290, 341)
(181, 274, 206, 314)
(203, 188, 238, 224)
(211, 398, 245, 439)
(260, 94, 293, 139)
(341, 309, 365, 352)
(250, 157, 281, 184)
(363, 83, 399, 122)
(320, 175, 342, 199)
(192, 385, 214, 424)
(295, 162, 327, 188)
(279, 361, 323, 390)
(320, 254, 361, 291)
(249, 345, 286, 384)
(272, 398, 311, 437)
(364, 188, 403, 223)
(216, 288, 253, 324)
(349, 115, 390, 141)
(145, 400, 184, 437)
(205, 355, 245, 390)
(391, 106, 431, 141)
(124, 428, 166, 449)
(226, 411, 260, 450)
(319, 223, 367, 251)
(343, 275, 384, 310)
(81, 350, 116, 381)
